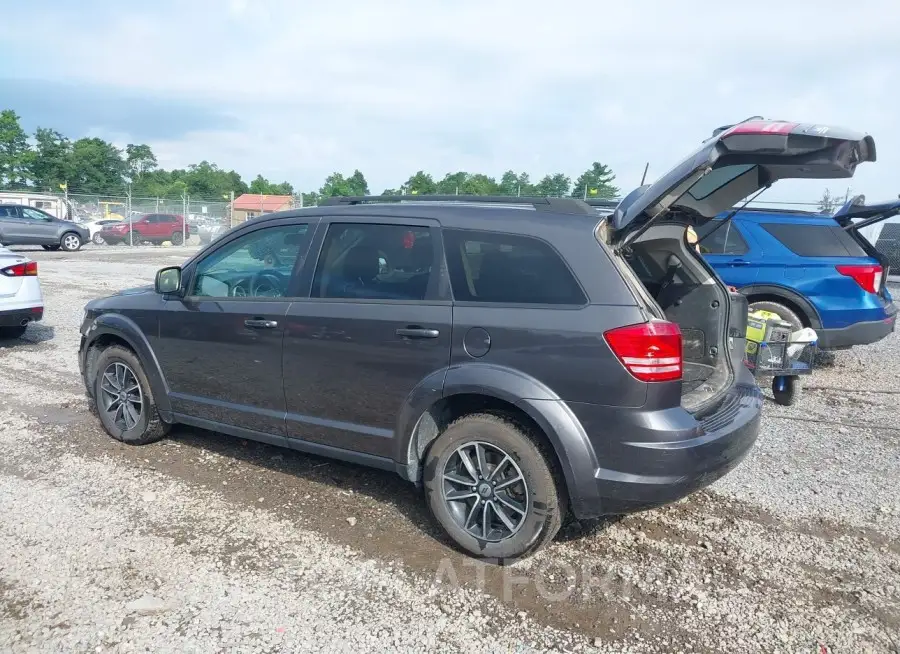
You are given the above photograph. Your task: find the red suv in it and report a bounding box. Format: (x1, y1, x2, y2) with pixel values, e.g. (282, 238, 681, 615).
(100, 214, 188, 246)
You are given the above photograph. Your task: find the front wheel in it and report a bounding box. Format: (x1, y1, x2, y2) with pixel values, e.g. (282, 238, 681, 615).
(92, 345, 170, 445)
(61, 232, 82, 251)
(423, 413, 565, 561)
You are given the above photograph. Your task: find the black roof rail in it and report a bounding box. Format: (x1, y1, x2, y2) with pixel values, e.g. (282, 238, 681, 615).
(582, 198, 620, 208)
(320, 195, 596, 215)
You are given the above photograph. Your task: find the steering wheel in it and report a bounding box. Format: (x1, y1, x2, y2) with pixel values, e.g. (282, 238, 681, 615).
(250, 270, 287, 297)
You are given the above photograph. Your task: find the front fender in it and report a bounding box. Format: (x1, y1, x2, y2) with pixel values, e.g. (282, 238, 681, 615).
(395, 363, 600, 512)
(82, 313, 172, 417)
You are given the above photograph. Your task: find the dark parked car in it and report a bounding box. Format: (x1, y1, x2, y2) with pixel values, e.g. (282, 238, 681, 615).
(0, 204, 89, 251)
(79, 119, 876, 559)
(100, 213, 188, 245)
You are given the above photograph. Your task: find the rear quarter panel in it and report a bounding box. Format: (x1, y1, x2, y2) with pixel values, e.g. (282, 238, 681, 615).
(741, 221, 890, 328)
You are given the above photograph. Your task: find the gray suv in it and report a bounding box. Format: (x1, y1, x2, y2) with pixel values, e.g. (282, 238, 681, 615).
(0, 204, 89, 251)
(78, 119, 876, 559)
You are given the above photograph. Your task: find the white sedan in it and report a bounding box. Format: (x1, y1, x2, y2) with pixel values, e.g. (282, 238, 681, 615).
(0, 246, 44, 339)
(82, 219, 124, 245)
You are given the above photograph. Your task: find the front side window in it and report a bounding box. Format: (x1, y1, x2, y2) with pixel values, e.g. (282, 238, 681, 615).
(22, 208, 51, 221)
(312, 223, 434, 301)
(191, 224, 309, 298)
(443, 229, 586, 305)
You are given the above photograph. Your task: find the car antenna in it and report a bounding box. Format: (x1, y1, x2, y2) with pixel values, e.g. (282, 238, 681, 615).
(640, 162, 650, 186)
(697, 185, 771, 247)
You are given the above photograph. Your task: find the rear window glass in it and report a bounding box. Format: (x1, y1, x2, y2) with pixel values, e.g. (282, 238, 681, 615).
(443, 229, 586, 305)
(761, 223, 867, 257)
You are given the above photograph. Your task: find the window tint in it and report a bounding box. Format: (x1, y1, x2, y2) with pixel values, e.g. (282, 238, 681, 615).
(0, 206, 17, 218)
(312, 223, 434, 301)
(762, 223, 867, 257)
(21, 208, 50, 220)
(443, 229, 586, 305)
(192, 224, 309, 298)
(695, 221, 749, 255)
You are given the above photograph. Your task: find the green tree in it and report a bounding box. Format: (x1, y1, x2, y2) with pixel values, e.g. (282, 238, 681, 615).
(400, 171, 437, 195)
(498, 170, 533, 196)
(29, 128, 73, 191)
(0, 110, 31, 187)
(570, 162, 619, 199)
(125, 144, 157, 181)
(248, 174, 294, 195)
(533, 173, 571, 197)
(68, 137, 127, 194)
(319, 170, 369, 198)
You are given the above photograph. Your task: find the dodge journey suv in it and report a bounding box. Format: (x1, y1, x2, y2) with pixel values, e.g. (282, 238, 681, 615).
(79, 119, 877, 559)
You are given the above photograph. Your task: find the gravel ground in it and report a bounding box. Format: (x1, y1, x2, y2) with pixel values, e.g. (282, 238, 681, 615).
(1, 246, 898, 654)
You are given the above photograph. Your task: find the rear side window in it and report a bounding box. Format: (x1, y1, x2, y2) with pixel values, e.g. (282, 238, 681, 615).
(443, 229, 586, 305)
(762, 223, 867, 257)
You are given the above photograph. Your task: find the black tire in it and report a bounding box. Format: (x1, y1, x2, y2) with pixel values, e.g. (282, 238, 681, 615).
(92, 345, 170, 445)
(171, 231, 184, 246)
(42, 244, 61, 251)
(772, 375, 801, 406)
(60, 232, 82, 251)
(748, 300, 804, 331)
(92, 233, 106, 245)
(423, 412, 565, 561)
(0, 325, 27, 339)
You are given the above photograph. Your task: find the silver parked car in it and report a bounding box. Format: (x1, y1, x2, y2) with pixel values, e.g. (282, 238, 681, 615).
(0, 204, 89, 251)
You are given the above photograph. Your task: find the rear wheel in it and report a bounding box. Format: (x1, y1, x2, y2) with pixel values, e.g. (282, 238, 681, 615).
(171, 231, 184, 245)
(748, 300, 803, 331)
(772, 375, 801, 406)
(0, 325, 27, 339)
(92, 232, 106, 245)
(93, 345, 169, 445)
(61, 232, 82, 251)
(423, 413, 565, 561)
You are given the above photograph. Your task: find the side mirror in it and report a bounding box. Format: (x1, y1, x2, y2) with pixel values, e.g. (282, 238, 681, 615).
(155, 266, 182, 294)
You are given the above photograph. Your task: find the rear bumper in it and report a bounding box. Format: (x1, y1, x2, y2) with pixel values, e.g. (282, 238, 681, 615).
(817, 304, 896, 349)
(562, 374, 762, 519)
(0, 305, 43, 326)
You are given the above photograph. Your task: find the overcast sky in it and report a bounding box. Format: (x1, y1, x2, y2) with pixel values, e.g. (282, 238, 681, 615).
(1, 0, 897, 204)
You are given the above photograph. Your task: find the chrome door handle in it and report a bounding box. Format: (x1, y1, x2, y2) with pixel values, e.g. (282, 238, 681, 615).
(244, 319, 278, 329)
(395, 327, 439, 339)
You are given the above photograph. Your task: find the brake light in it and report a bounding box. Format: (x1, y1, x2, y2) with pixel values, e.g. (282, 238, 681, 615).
(836, 264, 882, 294)
(1, 261, 37, 277)
(724, 121, 798, 136)
(604, 320, 682, 382)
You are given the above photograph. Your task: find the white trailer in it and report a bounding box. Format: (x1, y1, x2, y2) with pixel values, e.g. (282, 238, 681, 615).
(0, 192, 74, 221)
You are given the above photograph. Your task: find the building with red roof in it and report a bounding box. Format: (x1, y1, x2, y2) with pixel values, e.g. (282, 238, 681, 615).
(231, 194, 294, 223)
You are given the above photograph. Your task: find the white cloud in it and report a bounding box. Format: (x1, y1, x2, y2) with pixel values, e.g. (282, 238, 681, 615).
(4, 0, 899, 200)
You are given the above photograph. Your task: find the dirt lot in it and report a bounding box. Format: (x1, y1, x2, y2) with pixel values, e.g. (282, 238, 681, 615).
(1, 245, 898, 653)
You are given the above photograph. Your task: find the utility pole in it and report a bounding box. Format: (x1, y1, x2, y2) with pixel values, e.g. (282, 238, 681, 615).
(230, 190, 235, 228)
(181, 190, 187, 246)
(183, 194, 189, 245)
(126, 185, 133, 247)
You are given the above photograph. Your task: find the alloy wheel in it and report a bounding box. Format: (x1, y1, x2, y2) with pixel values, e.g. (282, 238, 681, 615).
(99, 362, 144, 431)
(441, 441, 529, 542)
(63, 234, 80, 250)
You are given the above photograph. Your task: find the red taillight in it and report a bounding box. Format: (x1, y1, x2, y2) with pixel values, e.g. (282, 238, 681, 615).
(836, 264, 882, 294)
(1, 261, 37, 277)
(604, 320, 683, 383)
(724, 120, 798, 136)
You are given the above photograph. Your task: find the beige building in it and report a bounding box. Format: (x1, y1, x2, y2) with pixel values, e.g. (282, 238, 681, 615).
(231, 194, 293, 224)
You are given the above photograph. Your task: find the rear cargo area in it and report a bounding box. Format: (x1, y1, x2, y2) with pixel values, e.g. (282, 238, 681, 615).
(618, 222, 738, 412)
